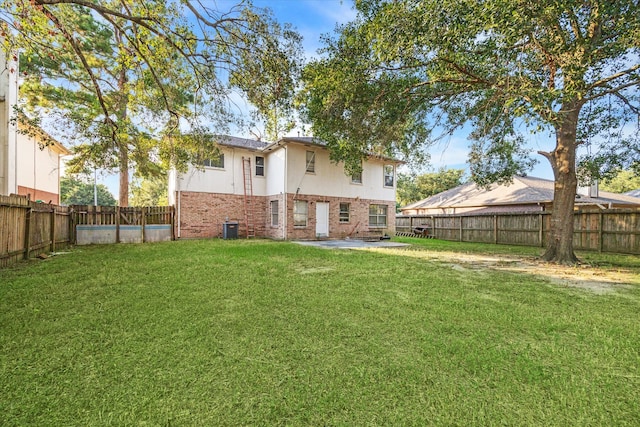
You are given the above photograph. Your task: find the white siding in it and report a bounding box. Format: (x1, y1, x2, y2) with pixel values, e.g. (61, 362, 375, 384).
(0, 47, 18, 196)
(172, 147, 269, 196)
(284, 144, 395, 201)
(16, 133, 61, 197)
(265, 147, 286, 195)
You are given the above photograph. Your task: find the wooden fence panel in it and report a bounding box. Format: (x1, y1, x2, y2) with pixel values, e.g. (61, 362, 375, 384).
(397, 209, 640, 255)
(1, 198, 175, 268)
(0, 195, 29, 267)
(462, 216, 494, 243)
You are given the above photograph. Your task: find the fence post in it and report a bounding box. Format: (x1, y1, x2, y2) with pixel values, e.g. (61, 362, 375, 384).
(493, 215, 498, 244)
(431, 216, 435, 238)
(116, 206, 121, 243)
(539, 213, 544, 247)
(142, 207, 147, 243)
(459, 216, 463, 242)
(171, 206, 176, 241)
(23, 205, 32, 260)
(599, 212, 604, 252)
(50, 206, 56, 252)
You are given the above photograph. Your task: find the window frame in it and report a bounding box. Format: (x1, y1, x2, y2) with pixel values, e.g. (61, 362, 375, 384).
(351, 169, 362, 184)
(293, 200, 309, 227)
(339, 202, 350, 223)
(270, 200, 279, 227)
(369, 204, 388, 228)
(383, 164, 394, 187)
(203, 154, 225, 169)
(255, 156, 265, 177)
(305, 151, 316, 173)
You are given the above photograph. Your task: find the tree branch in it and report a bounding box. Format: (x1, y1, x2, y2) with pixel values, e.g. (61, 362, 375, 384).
(39, 4, 116, 132)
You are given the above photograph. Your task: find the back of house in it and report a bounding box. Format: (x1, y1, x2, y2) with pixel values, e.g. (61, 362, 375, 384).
(169, 136, 399, 240)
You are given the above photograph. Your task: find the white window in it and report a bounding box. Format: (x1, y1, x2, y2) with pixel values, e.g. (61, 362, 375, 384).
(351, 165, 362, 184)
(270, 200, 278, 226)
(384, 164, 394, 187)
(306, 151, 315, 173)
(256, 156, 265, 176)
(294, 200, 308, 227)
(203, 154, 224, 169)
(339, 203, 350, 223)
(369, 204, 388, 227)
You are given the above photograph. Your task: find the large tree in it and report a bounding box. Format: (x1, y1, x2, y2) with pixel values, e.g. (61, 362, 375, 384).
(1, 0, 301, 205)
(302, 0, 640, 264)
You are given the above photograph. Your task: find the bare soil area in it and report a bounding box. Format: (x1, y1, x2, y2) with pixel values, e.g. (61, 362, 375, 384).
(380, 249, 639, 294)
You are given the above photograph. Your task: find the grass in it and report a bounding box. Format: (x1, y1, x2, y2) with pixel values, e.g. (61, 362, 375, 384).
(1, 238, 639, 425)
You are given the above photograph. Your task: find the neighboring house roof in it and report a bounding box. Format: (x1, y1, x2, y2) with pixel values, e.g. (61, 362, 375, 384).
(625, 189, 640, 198)
(401, 175, 640, 212)
(18, 121, 71, 156)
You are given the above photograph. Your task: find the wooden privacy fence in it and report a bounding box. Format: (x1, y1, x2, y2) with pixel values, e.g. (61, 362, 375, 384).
(1, 196, 175, 268)
(71, 205, 175, 245)
(397, 209, 640, 254)
(0, 194, 72, 267)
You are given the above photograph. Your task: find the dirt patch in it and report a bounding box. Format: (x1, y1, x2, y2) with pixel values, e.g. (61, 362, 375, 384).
(376, 249, 638, 295)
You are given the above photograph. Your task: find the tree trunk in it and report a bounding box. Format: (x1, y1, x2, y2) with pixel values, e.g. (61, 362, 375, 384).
(541, 107, 581, 264)
(115, 26, 129, 207)
(119, 149, 129, 207)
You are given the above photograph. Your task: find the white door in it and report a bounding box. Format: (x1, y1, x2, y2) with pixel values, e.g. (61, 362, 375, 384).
(316, 202, 329, 237)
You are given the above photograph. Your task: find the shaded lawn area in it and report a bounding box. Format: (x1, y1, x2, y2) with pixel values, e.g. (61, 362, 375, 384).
(1, 239, 639, 425)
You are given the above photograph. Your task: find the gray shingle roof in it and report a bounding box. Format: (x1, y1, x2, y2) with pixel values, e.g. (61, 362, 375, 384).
(401, 175, 640, 211)
(214, 135, 271, 150)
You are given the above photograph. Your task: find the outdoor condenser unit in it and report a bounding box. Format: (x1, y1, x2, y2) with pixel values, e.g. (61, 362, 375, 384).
(222, 221, 238, 239)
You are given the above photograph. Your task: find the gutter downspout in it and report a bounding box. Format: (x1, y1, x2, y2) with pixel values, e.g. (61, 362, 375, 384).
(283, 145, 287, 240)
(176, 172, 181, 239)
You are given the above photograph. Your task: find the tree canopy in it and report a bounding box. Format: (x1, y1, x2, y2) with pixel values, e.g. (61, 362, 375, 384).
(302, 0, 640, 263)
(60, 176, 116, 206)
(599, 170, 640, 194)
(1, 0, 302, 205)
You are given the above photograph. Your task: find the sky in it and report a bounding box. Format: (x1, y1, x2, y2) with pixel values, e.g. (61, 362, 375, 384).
(98, 0, 555, 197)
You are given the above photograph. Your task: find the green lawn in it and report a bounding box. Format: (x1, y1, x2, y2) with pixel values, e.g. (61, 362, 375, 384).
(1, 239, 639, 425)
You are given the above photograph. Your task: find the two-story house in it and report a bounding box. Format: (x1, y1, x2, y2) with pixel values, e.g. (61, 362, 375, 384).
(1, 46, 70, 204)
(168, 136, 399, 239)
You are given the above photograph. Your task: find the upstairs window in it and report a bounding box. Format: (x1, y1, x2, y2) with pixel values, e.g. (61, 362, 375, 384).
(384, 164, 394, 187)
(256, 156, 265, 176)
(203, 154, 224, 169)
(306, 151, 315, 173)
(351, 163, 362, 184)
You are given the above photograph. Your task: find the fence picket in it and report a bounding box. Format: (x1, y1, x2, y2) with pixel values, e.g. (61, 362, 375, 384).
(397, 209, 640, 255)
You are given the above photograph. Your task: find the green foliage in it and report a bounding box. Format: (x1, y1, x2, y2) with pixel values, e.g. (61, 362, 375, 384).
(302, 0, 640, 262)
(60, 176, 116, 206)
(303, 0, 640, 180)
(1, 0, 302, 204)
(230, 13, 303, 142)
(130, 175, 168, 207)
(397, 168, 465, 206)
(599, 169, 640, 193)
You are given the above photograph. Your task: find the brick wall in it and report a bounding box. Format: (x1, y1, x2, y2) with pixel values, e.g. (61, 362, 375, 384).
(284, 193, 395, 240)
(177, 191, 266, 238)
(176, 191, 395, 240)
(18, 186, 60, 205)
